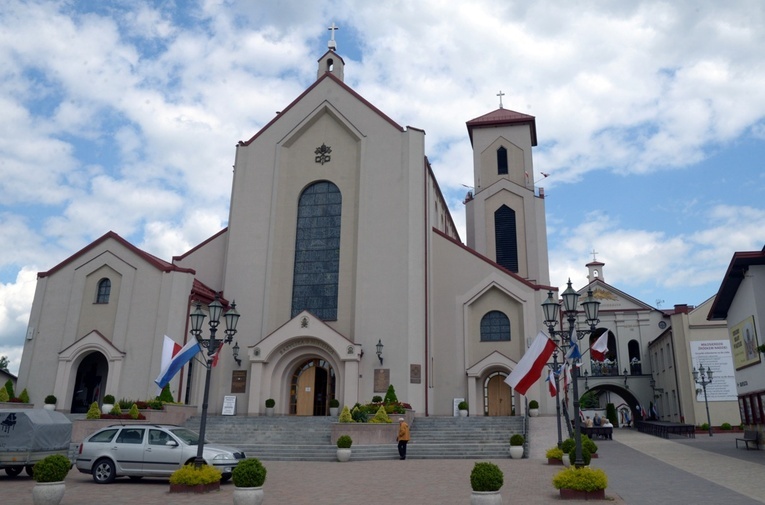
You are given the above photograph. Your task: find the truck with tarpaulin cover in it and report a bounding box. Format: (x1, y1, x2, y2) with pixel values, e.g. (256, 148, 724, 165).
(0, 409, 72, 477)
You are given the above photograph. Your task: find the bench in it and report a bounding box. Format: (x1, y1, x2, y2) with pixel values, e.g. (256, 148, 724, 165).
(736, 430, 760, 450)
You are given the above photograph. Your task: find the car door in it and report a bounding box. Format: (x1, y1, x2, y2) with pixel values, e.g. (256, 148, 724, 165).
(113, 427, 147, 473)
(142, 428, 184, 475)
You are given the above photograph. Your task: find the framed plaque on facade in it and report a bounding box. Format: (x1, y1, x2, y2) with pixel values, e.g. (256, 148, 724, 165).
(410, 364, 421, 384)
(231, 370, 247, 394)
(374, 369, 390, 392)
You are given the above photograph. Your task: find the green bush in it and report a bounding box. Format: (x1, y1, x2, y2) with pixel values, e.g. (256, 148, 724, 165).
(383, 385, 398, 404)
(129, 404, 140, 419)
(552, 467, 608, 491)
(606, 403, 618, 426)
(582, 435, 598, 455)
(86, 402, 102, 419)
(351, 406, 366, 423)
(546, 447, 563, 460)
(329, 398, 340, 408)
(368, 405, 392, 423)
(103, 394, 115, 404)
(18, 388, 30, 403)
(470, 462, 503, 492)
(458, 401, 468, 410)
(336, 435, 353, 448)
(118, 398, 132, 409)
(4, 379, 15, 399)
(721, 422, 732, 430)
(700, 423, 710, 431)
(0, 387, 9, 402)
(159, 384, 174, 403)
(33, 454, 71, 483)
(265, 398, 275, 408)
(561, 438, 575, 454)
(338, 406, 353, 422)
(110, 404, 122, 416)
(371, 395, 383, 403)
(232, 458, 267, 488)
(169, 464, 221, 486)
(528, 400, 539, 409)
(568, 444, 592, 466)
(45, 395, 57, 405)
(510, 434, 525, 446)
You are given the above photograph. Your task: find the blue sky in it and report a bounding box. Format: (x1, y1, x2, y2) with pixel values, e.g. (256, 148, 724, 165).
(1, 0, 764, 375)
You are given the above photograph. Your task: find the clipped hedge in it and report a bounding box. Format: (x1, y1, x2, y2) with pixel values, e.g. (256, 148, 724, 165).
(552, 467, 608, 492)
(33, 454, 71, 483)
(169, 464, 222, 486)
(336, 435, 353, 449)
(232, 458, 267, 488)
(470, 462, 504, 492)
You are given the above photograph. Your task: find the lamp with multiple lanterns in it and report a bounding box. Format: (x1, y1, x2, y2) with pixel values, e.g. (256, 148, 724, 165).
(541, 279, 600, 467)
(189, 295, 240, 467)
(692, 364, 714, 437)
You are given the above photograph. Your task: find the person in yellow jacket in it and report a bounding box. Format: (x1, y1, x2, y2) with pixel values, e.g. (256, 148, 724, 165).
(397, 417, 410, 460)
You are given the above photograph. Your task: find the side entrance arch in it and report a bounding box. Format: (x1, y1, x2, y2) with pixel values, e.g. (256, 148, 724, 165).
(70, 352, 108, 413)
(485, 372, 513, 416)
(291, 358, 336, 416)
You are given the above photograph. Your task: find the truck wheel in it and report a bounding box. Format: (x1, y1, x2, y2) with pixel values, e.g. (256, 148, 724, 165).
(5, 466, 23, 477)
(92, 458, 116, 484)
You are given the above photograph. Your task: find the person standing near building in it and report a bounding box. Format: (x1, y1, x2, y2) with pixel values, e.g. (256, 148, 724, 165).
(397, 417, 410, 460)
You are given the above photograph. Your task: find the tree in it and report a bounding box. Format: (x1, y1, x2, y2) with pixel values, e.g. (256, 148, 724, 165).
(0, 355, 9, 371)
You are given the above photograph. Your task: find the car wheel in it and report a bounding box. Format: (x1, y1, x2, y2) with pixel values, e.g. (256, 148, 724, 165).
(5, 466, 23, 477)
(92, 458, 116, 484)
(220, 474, 231, 483)
(25, 465, 34, 477)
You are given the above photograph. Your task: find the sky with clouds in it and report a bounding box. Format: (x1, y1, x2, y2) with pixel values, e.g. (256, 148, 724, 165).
(1, 0, 764, 375)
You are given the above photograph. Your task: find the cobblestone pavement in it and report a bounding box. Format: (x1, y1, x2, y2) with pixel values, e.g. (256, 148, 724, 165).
(3, 421, 763, 504)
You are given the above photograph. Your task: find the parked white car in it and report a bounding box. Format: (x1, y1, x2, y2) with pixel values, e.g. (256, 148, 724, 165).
(75, 424, 245, 483)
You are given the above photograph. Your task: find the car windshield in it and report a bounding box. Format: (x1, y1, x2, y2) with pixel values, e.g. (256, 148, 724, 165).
(169, 428, 206, 445)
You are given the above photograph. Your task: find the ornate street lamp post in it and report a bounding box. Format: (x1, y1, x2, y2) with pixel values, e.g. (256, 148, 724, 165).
(189, 295, 240, 466)
(692, 364, 714, 437)
(542, 280, 600, 468)
(542, 291, 564, 448)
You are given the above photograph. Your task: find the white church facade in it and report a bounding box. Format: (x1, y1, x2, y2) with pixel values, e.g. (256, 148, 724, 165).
(17, 45, 557, 418)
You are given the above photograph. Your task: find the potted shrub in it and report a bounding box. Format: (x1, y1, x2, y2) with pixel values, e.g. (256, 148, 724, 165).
(470, 461, 503, 504)
(368, 405, 392, 423)
(31, 454, 70, 505)
(336, 434, 352, 462)
(552, 466, 608, 500)
(101, 394, 115, 415)
(338, 405, 353, 422)
(528, 400, 539, 417)
(329, 398, 340, 416)
(458, 400, 469, 417)
(264, 398, 275, 416)
(44, 395, 57, 411)
(509, 434, 524, 459)
(232, 458, 267, 505)
(85, 402, 101, 419)
(560, 438, 575, 467)
(546, 446, 564, 465)
(169, 464, 221, 494)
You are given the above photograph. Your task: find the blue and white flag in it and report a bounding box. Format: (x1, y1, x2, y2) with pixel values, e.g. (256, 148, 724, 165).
(565, 325, 581, 361)
(155, 338, 201, 389)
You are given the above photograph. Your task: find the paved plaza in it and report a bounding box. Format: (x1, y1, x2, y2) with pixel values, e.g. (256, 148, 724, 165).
(2, 422, 764, 504)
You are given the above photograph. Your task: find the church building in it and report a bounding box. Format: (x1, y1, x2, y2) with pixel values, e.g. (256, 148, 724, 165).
(17, 40, 556, 418)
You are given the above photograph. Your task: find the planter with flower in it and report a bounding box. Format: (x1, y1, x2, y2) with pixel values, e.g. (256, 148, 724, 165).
(169, 463, 221, 494)
(232, 457, 267, 505)
(31, 454, 71, 505)
(470, 461, 503, 504)
(546, 446, 564, 465)
(508, 434, 525, 459)
(329, 398, 340, 417)
(101, 394, 115, 415)
(552, 466, 608, 500)
(336, 434, 352, 462)
(264, 398, 275, 416)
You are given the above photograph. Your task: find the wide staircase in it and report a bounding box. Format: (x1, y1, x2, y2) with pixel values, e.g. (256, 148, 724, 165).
(183, 415, 526, 461)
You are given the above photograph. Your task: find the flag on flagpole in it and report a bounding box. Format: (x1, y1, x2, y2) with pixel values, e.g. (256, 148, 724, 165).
(155, 339, 201, 389)
(547, 369, 557, 397)
(590, 331, 609, 361)
(505, 332, 556, 396)
(565, 325, 581, 361)
(211, 345, 223, 368)
(562, 362, 571, 392)
(158, 336, 183, 394)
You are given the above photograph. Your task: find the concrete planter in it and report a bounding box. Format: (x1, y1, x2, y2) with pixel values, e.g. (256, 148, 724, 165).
(528, 408, 539, 417)
(233, 486, 264, 505)
(459, 409, 468, 417)
(43, 404, 56, 411)
(265, 407, 274, 417)
(32, 481, 66, 505)
(470, 490, 503, 504)
(0, 401, 33, 409)
(331, 409, 414, 445)
(336, 448, 351, 462)
(509, 446, 524, 459)
(559, 488, 606, 500)
(547, 458, 564, 465)
(100, 404, 113, 415)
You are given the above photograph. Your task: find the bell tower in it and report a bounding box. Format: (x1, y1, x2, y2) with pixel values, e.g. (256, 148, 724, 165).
(464, 102, 549, 285)
(317, 22, 344, 82)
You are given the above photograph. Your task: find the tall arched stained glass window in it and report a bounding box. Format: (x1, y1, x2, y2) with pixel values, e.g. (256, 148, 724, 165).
(495, 205, 518, 272)
(96, 278, 111, 304)
(480, 311, 511, 341)
(291, 181, 341, 320)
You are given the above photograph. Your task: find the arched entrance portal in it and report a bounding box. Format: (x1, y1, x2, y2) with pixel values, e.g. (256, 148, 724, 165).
(290, 359, 336, 416)
(70, 352, 108, 413)
(484, 372, 514, 416)
(581, 384, 642, 426)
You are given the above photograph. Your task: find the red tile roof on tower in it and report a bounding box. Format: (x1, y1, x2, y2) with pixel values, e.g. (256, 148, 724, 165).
(466, 108, 537, 146)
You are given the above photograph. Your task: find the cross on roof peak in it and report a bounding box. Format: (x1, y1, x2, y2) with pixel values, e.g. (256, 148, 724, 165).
(497, 90, 505, 109)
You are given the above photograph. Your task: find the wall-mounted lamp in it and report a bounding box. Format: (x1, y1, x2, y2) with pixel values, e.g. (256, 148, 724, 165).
(376, 339, 384, 365)
(583, 369, 589, 390)
(232, 341, 242, 367)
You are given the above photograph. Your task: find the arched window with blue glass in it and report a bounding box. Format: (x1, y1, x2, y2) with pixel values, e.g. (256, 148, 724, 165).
(480, 310, 511, 342)
(291, 181, 341, 321)
(96, 278, 111, 304)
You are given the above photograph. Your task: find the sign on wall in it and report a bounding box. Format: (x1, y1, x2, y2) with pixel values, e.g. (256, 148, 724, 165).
(231, 370, 247, 394)
(730, 316, 761, 370)
(374, 369, 390, 393)
(690, 340, 738, 401)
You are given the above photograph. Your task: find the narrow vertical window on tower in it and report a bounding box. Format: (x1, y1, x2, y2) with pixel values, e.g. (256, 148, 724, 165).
(291, 181, 341, 320)
(497, 146, 508, 175)
(494, 205, 518, 272)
